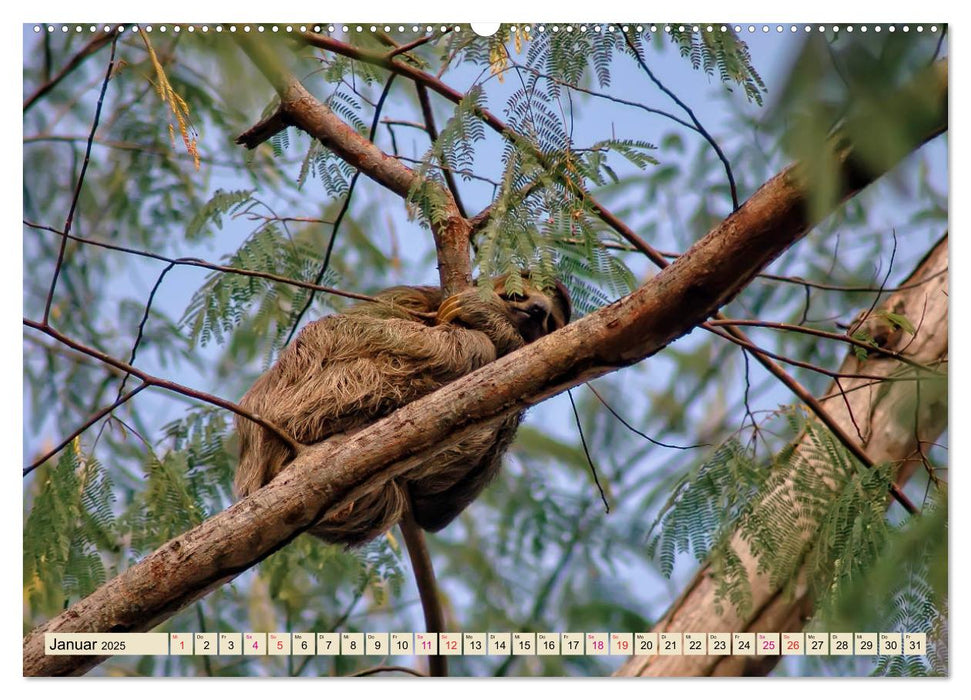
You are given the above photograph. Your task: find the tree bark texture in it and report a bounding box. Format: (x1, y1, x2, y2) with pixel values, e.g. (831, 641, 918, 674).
(615, 235, 948, 677)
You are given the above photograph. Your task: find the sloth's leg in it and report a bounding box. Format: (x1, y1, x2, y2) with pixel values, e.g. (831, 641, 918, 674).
(409, 414, 523, 532)
(308, 477, 409, 547)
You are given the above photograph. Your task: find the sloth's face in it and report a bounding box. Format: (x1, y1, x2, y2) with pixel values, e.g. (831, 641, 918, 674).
(495, 276, 572, 343)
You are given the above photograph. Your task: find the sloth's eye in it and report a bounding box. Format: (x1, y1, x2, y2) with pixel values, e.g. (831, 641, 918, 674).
(501, 292, 528, 302)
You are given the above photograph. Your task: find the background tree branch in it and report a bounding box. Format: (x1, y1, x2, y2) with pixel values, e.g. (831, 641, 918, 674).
(616, 234, 948, 677)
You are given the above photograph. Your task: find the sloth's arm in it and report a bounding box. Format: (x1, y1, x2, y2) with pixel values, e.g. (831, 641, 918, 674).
(436, 288, 525, 356)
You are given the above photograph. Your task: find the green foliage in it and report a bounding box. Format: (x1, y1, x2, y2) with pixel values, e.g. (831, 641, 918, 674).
(181, 192, 332, 360)
(647, 438, 763, 577)
(771, 31, 945, 220)
(407, 86, 486, 227)
(433, 86, 487, 177)
(185, 189, 255, 241)
(259, 534, 404, 614)
(668, 26, 767, 105)
(24, 444, 115, 614)
(161, 409, 236, 500)
(647, 408, 946, 665)
(125, 451, 207, 553)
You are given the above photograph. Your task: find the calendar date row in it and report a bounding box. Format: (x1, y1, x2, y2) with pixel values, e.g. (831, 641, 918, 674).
(46, 631, 927, 657)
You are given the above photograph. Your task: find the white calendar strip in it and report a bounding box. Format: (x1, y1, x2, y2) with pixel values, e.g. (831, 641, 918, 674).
(45, 632, 928, 657)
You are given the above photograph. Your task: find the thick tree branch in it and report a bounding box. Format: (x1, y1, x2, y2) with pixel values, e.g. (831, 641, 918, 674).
(615, 235, 948, 677)
(294, 33, 945, 497)
(234, 35, 471, 296)
(23, 52, 947, 678)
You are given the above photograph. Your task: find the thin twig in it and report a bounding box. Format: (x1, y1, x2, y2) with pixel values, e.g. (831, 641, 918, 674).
(387, 33, 438, 58)
(707, 319, 944, 375)
(24, 30, 115, 112)
(24, 333, 125, 377)
(586, 383, 708, 450)
(569, 390, 609, 514)
(739, 349, 764, 451)
(25, 383, 149, 475)
(24, 134, 254, 168)
(417, 83, 468, 218)
(508, 63, 695, 131)
(24, 220, 434, 321)
(702, 325, 927, 385)
(88, 261, 179, 454)
(43, 34, 118, 324)
(620, 30, 739, 210)
(392, 154, 502, 186)
(849, 231, 898, 336)
(24, 318, 303, 456)
(119, 262, 175, 395)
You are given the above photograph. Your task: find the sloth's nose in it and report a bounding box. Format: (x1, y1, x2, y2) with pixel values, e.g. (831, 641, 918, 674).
(526, 300, 550, 320)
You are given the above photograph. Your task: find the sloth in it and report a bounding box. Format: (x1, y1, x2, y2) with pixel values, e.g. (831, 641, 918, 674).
(235, 274, 572, 546)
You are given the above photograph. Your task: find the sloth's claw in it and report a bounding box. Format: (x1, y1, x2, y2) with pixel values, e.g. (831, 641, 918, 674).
(323, 500, 355, 522)
(436, 295, 463, 325)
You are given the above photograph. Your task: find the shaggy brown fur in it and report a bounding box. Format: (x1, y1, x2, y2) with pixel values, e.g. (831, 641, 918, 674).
(235, 276, 572, 546)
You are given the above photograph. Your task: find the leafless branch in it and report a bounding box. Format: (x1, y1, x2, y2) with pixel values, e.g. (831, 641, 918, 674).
(43, 34, 118, 325)
(24, 30, 115, 112)
(24, 318, 303, 457)
(24, 220, 434, 321)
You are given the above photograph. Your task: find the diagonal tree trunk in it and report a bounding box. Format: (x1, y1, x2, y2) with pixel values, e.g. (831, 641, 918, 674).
(616, 235, 948, 677)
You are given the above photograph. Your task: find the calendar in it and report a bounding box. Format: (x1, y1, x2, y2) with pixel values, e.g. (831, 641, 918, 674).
(44, 631, 928, 657)
(22, 16, 949, 679)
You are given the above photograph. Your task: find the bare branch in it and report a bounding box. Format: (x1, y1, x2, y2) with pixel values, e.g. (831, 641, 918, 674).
(284, 73, 399, 344)
(43, 34, 118, 324)
(24, 220, 434, 321)
(620, 30, 739, 210)
(24, 30, 115, 112)
(708, 318, 945, 375)
(25, 383, 149, 476)
(23, 319, 303, 458)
